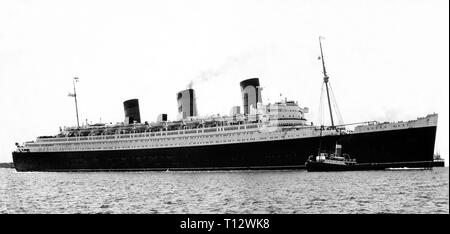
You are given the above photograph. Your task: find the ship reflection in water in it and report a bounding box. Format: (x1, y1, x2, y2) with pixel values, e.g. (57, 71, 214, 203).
(1, 167, 448, 214)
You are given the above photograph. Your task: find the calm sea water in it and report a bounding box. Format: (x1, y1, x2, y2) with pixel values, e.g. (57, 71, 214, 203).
(0, 167, 448, 214)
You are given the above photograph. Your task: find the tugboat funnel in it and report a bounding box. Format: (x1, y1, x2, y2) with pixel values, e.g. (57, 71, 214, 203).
(335, 144, 342, 156)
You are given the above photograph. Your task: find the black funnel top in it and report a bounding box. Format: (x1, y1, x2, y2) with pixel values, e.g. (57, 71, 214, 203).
(240, 78, 260, 89)
(124, 99, 141, 124)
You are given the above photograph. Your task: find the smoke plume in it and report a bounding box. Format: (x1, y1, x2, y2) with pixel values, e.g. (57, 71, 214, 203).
(186, 49, 266, 89)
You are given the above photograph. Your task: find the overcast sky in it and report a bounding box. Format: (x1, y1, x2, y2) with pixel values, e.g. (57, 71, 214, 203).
(0, 0, 448, 165)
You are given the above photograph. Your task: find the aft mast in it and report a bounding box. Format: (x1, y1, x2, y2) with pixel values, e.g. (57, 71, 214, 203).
(68, 77, 80, 128)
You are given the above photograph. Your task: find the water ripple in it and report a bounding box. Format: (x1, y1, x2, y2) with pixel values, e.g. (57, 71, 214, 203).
(0, 168, 448, 214)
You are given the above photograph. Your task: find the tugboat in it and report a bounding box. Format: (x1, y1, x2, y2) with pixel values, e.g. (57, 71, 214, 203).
(305, 143, 357, 172)
(432, 153, 445, 167)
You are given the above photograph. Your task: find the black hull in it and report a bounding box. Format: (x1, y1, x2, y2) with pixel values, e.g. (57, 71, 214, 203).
(12, 126, 439, 172)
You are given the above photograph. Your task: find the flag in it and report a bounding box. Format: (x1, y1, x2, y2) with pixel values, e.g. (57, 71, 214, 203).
(74, 77, 79, 82)
(68, 93, 76, 97)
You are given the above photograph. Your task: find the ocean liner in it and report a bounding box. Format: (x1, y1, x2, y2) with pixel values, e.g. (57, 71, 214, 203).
(12, 40, 442, 172)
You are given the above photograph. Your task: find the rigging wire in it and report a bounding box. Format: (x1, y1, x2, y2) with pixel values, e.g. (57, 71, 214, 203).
(329, 83, 344, 125)
(318, 82, 325, 126)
